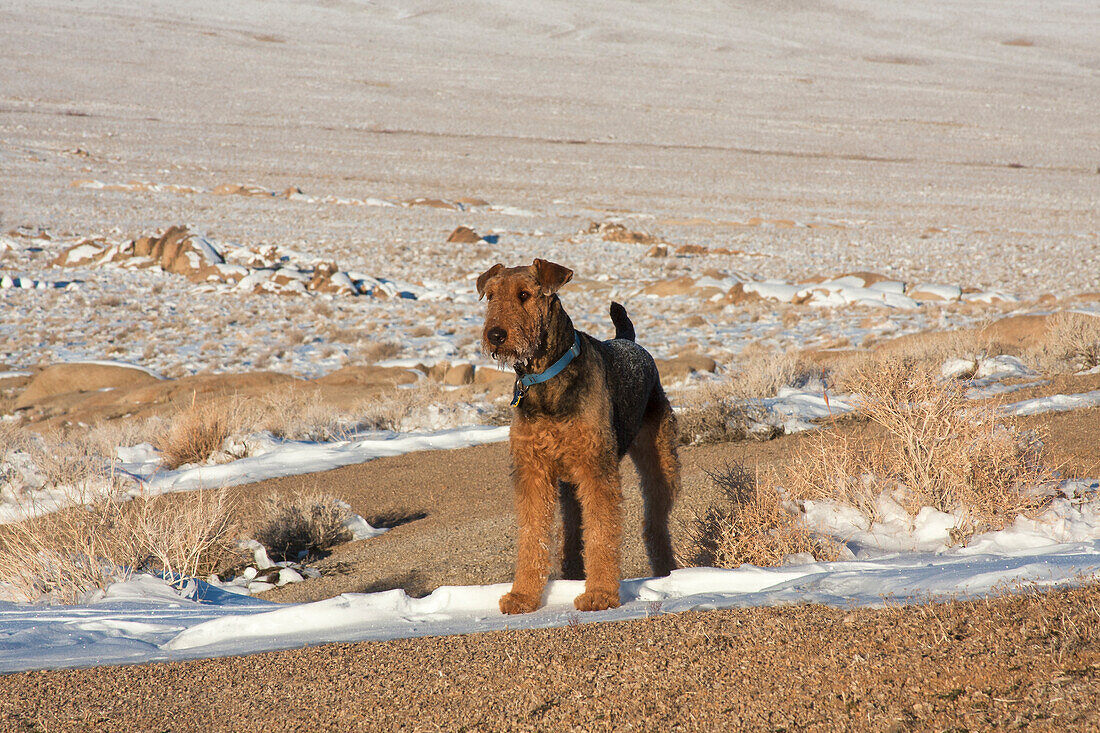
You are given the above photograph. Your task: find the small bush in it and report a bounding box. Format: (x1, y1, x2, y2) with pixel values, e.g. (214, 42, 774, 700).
(677, 349, 808, 446)
(359, 340, 402, 364)
(679, 462, 838, 568)
(784, 360, 1053, 539)
(0, 486, 240, 603)
(156, 399, 235, 469)
(677, 384, 761, 446)
(254, 492, 353, 562)
(124, 487, 242, 582)
(1030, 312, 1100, 373)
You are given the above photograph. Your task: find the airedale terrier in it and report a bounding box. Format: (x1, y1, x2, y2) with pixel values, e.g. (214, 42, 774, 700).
(477, 258, 680, 614)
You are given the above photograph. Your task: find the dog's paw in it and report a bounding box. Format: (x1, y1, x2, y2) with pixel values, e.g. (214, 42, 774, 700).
(574, 589, 621, 612)
(499, 591, 539, 615)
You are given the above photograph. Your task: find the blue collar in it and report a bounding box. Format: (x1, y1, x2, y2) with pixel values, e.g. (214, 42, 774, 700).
(511, 333, 581, 406)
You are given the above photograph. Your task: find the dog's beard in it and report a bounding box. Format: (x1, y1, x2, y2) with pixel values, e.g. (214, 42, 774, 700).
(482, 315, 545, 372)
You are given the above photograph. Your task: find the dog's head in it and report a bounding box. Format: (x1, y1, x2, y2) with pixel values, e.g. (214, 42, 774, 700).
(476, 259, 573, 366)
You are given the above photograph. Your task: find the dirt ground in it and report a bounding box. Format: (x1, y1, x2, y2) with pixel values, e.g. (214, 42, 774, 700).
(2, 582, 1098, 731)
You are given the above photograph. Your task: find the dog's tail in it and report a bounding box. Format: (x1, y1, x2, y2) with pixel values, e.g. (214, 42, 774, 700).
(610, 302, 636, 342)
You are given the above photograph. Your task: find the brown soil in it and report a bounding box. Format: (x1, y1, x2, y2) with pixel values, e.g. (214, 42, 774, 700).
(3, 584, 1098, 731)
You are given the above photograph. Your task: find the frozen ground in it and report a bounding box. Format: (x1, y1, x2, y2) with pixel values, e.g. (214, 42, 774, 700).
(1, 474, 1097, 673)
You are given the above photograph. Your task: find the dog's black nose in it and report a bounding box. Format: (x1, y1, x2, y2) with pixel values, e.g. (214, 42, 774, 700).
(486, 327, 507, 346)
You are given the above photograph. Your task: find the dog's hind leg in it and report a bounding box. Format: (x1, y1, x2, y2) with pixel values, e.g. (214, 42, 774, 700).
(628, 387, 681, 577)
(559, 481, 585, 580)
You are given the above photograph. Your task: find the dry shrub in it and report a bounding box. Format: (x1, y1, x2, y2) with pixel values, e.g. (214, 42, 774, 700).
(2, 427, 125, 501)
(359, 340, 402, 364)
(680, 462, 838, 568)
(677, 348, 808, 446)
(1028, 312, 1100, 373)
(255, 390, 360, 442)
(155, 399, 236, 469)
(677, 382, 761, 446)
(253, 491, 353, 562)
(828, 328, 996, 391)
(0, 502, 132, 603)
(357, 382, 456, 432)
(784, 360, 1053, 539)
(125, 487, 242, 582)
(0, 486, 239, 603)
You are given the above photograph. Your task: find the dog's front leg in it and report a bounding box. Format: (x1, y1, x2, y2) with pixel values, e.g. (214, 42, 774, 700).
(500, 451, 556, 615)
(572, 462, 623, 611)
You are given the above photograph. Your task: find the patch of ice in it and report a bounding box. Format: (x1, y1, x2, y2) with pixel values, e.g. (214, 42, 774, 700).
(1000, 389, 1100, 417)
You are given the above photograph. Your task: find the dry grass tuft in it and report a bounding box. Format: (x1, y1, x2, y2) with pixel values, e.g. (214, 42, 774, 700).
(677, 348, 809, 446)
(253, 491, 353, 562)
(155, 398, 236, 469)
(784, 360, 1053, 539)
(254, 390, 360, 442)
(0, 486, 240, 603)
(1028, 312, 1100, 373)
(680, 462, 839, 568)
(125, 487, 243, 582)
(359, 340, 402, 364)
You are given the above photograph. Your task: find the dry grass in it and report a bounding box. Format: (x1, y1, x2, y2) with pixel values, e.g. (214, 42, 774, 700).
(253, 491, 353, 562)
(359, 339, 402, 364)
(125, 487, 243, 583)
(253, 390, 361, 442)
(155, 398, 236, 469)
(1, 426, 127, 501)
(1028, 312, 1100, 373)
(677, 348, 809, 445)
(680, 461, 838, 568)
(828, 327, 998, 390)
(784, 360, 1053, 540)
(0, 486, 240, 603)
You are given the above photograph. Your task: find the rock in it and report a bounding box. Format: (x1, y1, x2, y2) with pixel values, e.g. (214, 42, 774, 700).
(405, 197, 457, 209)
(212, 183, 271, 196)
(446, 226, 483, 244)
(655, 354, 717, 382)
(724, 282, 763, 305)
(15, 363, 160, 409)
(474, 366, 513, 385)
(908, 283, 962, 302)
(52, 239, 108, 267)
(941, 358, 978, 380)
(675, 244, 709, 255)
(643, 276, 698, 297)
(314, 365, 420, 388)
(308, 262, 357, 295)
(444, 364, 475, 386)
(645, 244, 670, 257)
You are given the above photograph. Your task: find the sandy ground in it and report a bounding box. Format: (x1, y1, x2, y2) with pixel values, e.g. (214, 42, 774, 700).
(2, 555, 1099, 732)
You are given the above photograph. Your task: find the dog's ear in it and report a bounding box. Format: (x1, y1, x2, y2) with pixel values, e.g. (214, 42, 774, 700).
(532, 259, 573, 296)
(476, 264, 504, 299)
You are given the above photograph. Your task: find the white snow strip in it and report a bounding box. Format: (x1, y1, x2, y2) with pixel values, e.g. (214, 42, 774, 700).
(1000, 389, 1100, 417)
(0, 474, 1097, 673)
(4, 541, 1097, 673)
(140, 426, 510, 494)
(63, 360, 167, 380)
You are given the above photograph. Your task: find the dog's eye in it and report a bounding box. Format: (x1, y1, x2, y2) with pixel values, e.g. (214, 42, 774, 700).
(486, 293, 494, 301)
(518, 291, 530, 302)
